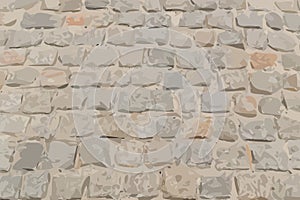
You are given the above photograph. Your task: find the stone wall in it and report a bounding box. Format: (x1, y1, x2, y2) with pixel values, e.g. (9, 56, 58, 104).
(0, 0, 300, 199)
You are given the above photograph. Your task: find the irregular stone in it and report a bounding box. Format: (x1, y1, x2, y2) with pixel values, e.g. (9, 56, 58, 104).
(218, 31, 243, 48)
(111, 0, 140, 12)
(145, 13, 171, 28)
(223, 46, 249, 69)
(96, 115, 127, 138)
(156, 114, 181, 138)
(219, 0, 246, 9)
(163, 164, 199, 199)
(90, 10, 115, 27)
(0, 30, 7, 46)
(85, 88, 113, 110)
(283, 72, 300, 91)
(0, 114, 30, 134)
(0, 92, 22, 113)
(0, 12, 17, 26)
(27, 47, 57, 66)
(207, 10, 234, 30)
(245, 29, 268, 50)
(185, 69, 215, 86)
(268, 31, 296, 52)
(192, 0, 218, 10)
(219, 117, 239, 142)
(215, 143, 250, 170)
(144, 48, 174, 67)
(250, 52, 277, 69)
(107, 27, 135, 46)
(194, 29, 215, 47)
(220, 69, 248, 91)
(236, 12, 263, 28)
(250, 71, 282, 94)
(6, 67, 39, 87)
(20, 171, 50, 199)
(6, 30, 43, 48)
(58, 46, 86, 66)
(66, 14, 85, 26)
(135, 28, 169, 45)
(201, 90, 229, 113)
(240, 117, 277, 141)
(283, 90, 300, 111)
(47, 141, 76, 169)
(152, 90, 175, 111)
(73, 28, 105, 46)
(250, 142, 289, 171)
(115, 139, 144, 167)
(186, 139, 213, 167)
(258, 96, 283, 116)
(169, 30, 192, 48)
(233, 94, 257, 117)
(40, 67, 70, 87)
(142, 0, 162, 11)
(283, 174, 300, 199)
(275, 0, 299, 12)
(85, 0, 109, 9)
(60, 0, 82, 12)
(130, 67, 163, 86)
(44, 29, 73, 47)
(179, 11, 206, 28)
(13, 141, 43, 170)
(22, 91, 52, 114)
(0, 49, 27, 66)
(21, 13, 65, 29)
(14, 0, 40, 9)
(283, 13, 300, 32)
(164, 0, 194, 11)
(52, 87, 83, 110)
(277, 110, 300, 139)
(119, 49, 143, 67)
(0, 70, 6, 89)
(200, 175, 232, 199)
(176, 48, 211, 69)
(288, 141, 300, 169)
(84, 46, 118, 67)
(118, 12, 145, 27)
(52, 170, 88, 199)
(282, 53, 300, 71)
(0, 175, 22, 199)
(266, 12, 284, 30)
(0, 135, 16, 171)
(41, 0, 60, 10)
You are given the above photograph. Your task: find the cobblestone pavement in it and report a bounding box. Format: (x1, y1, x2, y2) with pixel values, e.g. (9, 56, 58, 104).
(1, 0, 300, 199)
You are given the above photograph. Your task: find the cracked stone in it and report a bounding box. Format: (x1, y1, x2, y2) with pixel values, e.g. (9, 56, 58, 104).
(250, 71, 282, 94)
(0, 114, 30, 134)
(179, 11, 206, 28)
(145, 13, 171, 28)
(194, 29, 215, 47)
(58, 46, 86, 66)
(200, 175, 232, 199)
(207, 10, 233, 30)
(258, 96, 283, 116)
(20, 171, 50, 199)
(0, 49, 27, 66)
(22, 91, 52, 114)
(27, 47, 57, 66)
(13, 141, 43, 170)
(240, 117, 277, 141)
(6, 30, 43, 48)
(6, 67, 39, 87)
(282, 53, 300, 71)
(218, 31, 243, 48)
(84, 46, 118, 67)
(219, 0, 246, 9)
(266, 12, 283, 30)
(118, 12, 145, 27)
(111, 0, 140, 12)
(85, 0, 109, 9)
(220, 69, 248, 91)
(40, 67, 70, 88)
(47, 141, 76, 169)
(233, 94, 257, 117)
(44, 29, 73, 47)
(250, 52, 277, 69)
(283, 13, 300, 32)
(246, 29, 268, 50)
(164, 0, 194, 11)
(0, 175, 22, 199)
(0, 135, 16, 171)
(268, 31, 296, 52)
(21, 12, 65, 29)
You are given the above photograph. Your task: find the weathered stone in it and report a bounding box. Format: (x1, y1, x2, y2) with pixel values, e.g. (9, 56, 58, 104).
(60, 0, 82, 12)
(218, 31, 243, 48)
(258, 96, 283, 116)
(6, 67, 39, 87)
(13, 141, 43, 170)
(277, 110, 300, 139)
(193, 0, 218, 10)
(268, 31, 296, 52)
(115, 139, 144, 167)
(201, 90, 229, 113)
(44, 29, 73, 47)
(223, 46, 249, 69)
(266, 12, 284, 30)
(0, 92, 22, 113)
(145, 48, 174, 67)
(0, 175, 22, 199)
(0, 70, 6, 89)
(111, 0, 140, 12)
(156, 114, 181, 138)
(236, 12, 263, 28)
(240, 117, 277, 141)
(215, 143, 250, 170)
(21, 13, 65, 29)
(22, 91, 52, 114)
(288, 141, 300, 169)
(250, 52, 277, 69)
(250, 71, 283, 94)
(275, 0, 298, 13)
(85, 0, 109, 9)
(135, 28, 169, 45)
(207, 10, 233, 30)
(283, 13, 300, 32)
(0, 114, 30, 134)
(233, 94, 257, 117)
(250, 142, 289, 171)
(0, 30, 7, 46)
(283, 174, 300, 199)
(47, 141, 76, 169)
(219, 117, 239, 142)
(0, 12, 17, 26)
(58, 46, 86, 66)
(118, 12, 145, 27)
(21, 171, 50, 199)
(163, 72, 183, 89)
(176, 48, 211, 69)
(145, 13, 171, 28)
(144, 139, 174, 166)
(185, 69, 215, 86)
(219, 0, 246, 9)
(96, 115, 126, 138)
(282, 53, 300, 71)
(200, 175, 232, 199)
(130, 67, 163, 86)
(0, 49, 27, 66)
(283, 90, 300, 111)
(6, 30, 43, 48)
(164, 0, 194, 11)
(119, 49, 143, 67)
(152, 90, 175, 111)
(40, 67, 70, 88)
(283, 72, 300, 91)
(41, 0, 60, 10)
(163, 164, 199, 199)
(194, 29, 215, 47)
(27, 47, 57, 66)
(142, 0, 161, 11)
(179, 11, 206, 28)
(220, 69, 248, 91)
(84, 46, 118, 67)
(246, 29, 267, 50)
(85, 88, 113, 110)
(73, 28, 105, 46)
(52, 87, 83, 110)
(27, 114, 60, 139)
(107, 27, 135, 46)
(169, 30, 193, 48)
(14, 0, 40, 9)
(0, 135, 16, 171)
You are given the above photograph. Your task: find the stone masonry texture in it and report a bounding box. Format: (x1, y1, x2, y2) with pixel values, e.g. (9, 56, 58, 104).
(0, 0, 300, 200)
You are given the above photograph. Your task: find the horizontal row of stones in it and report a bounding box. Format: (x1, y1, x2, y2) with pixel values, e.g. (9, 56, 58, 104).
(0, 160, 300, 199)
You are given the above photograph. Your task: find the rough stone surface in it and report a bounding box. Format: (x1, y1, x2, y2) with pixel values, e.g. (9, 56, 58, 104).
(250, 52, 277, 69)
(250, 71, 283, 94)
(207, 10, 234, 30)
(6, 30, 43, 48)
(266, 12, 284, 30)
(236, 12, 263, 28)
(21, 171, 50, 199)
(21, 13, 65, 29)
(268, 31, 297, 52)
(246, 29, 267, 50)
